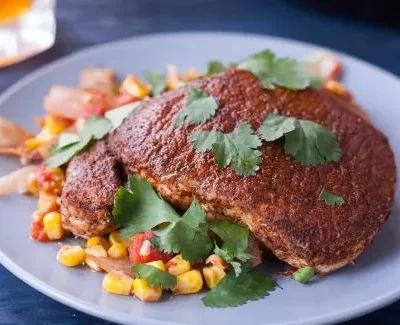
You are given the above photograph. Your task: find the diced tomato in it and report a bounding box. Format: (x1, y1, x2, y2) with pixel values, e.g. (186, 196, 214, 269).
(30, 219, 49, 242)
(128, 231, 173, 264)
(37, 164, 53, 185)
(83, 90, 114, 118)
(115, 90, 138, 107)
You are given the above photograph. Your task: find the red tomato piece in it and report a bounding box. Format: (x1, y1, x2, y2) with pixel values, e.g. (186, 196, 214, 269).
(30, 219, 49, 242)
(115, 90, 138, 107)
(128, 231, 173, 264)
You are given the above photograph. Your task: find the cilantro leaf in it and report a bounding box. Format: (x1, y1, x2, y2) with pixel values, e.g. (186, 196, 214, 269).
(132, 264, 177, 289)
(45, 116, 112, 168)
(174, 88, 218, 127)
(271, 57, 310, 90)
(113, 176, 179, 239)
(144, 71, 167, 96)
(191, 123, 262, 176)
(207, 61, 225, 76)
(291, 266, 315, 284)
(214, 243, 244, 277)
(259, 113, 341, 165)
(79, 116, 112, 140)
(284, 119, 341, 165)
(152, 199, 213, 262)
(258, 113, 296, 141)
(237, 49, 310, 90)
(105, 102, 140, 129)
(209, 220, 251, 262)
(202, 267, 276, 308)
(319, 189, 345, 206)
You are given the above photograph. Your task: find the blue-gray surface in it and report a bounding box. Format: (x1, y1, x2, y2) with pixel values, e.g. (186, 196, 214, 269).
(0, 0, 399, 324)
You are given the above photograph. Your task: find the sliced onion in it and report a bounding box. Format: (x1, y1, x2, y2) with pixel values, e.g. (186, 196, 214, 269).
(304, 51, 342, 81)
(0, 165, 40, 196)
(79, 68, 116, 94)
(85, 255, 135, 277)
(0, 117, 32, 148)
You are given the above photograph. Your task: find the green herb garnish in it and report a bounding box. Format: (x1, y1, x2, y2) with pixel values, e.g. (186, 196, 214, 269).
(191, 122, 262, 176)
(207, 61, 225, 76)
(113, 176, 213, 262)
(291, 266, 315, 284)
(46, 116, 112, 168)
(105, 102, 139, 129)
(237, 49, 310, 90)
(174, 88, 218, 127)
(202, 264, 276, 308)
(132, 264, 177, 289)
(259, 113, 341, 165)
(319, 189, 345, 206)
(144, 71, 167, 96)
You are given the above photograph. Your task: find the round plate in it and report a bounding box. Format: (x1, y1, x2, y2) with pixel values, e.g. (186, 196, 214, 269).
(0, 32, 399, 325)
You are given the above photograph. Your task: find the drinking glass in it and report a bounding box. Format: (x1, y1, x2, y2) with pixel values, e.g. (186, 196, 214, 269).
(0, 0, 56, 68)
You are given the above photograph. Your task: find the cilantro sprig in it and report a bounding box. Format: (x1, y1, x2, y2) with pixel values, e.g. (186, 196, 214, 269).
(202, 263, 276, 308)
(132, 264, 177, 289)
(46, 103, 139, 168)
(207, 61, 225, 76)
(144, 71, 167, 96)
(113, 176, 213, 262)
(191, 123, 262, 176)
(319, 189, 345, 206)
(258, 113, 341, 166)
(237, 49, 310, 90)
(174, 88, 218, 127)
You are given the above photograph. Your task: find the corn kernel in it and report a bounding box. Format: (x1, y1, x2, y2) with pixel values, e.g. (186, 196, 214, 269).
(24, 137, 45, 151)
(57, 245, 85, 267)
(26, 172, 39, 197)
(205, 254, 229, 270)
(43, 115, 70, 135)
(146, 260, 166, 272)
(172, 270, 203, 295)
(43, 212, 64, 240)
(87, 236, 110, 250)
(108, 243, 128, 259)
(38, 191, 59, 214)
(325, 80, 351, 100)
(166, 254, 191, 276)
(109, 231, 128, 247)
(133, 279, 162, 302)
(85, 245, 108, 271)
(121, 75, 150, 99)
(37, 167, 65, 195)
(202, 265, 226, 289)
(102, 271, 134, 296)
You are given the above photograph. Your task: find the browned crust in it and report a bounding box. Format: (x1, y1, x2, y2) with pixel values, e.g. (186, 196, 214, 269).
(108, 69, 396, 272)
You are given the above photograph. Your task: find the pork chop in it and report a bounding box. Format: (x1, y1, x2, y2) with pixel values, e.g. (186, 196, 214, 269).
(61, 69, 396, 273)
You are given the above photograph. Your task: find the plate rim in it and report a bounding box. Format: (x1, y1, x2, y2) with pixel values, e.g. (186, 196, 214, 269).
(0, 31, 399, 325)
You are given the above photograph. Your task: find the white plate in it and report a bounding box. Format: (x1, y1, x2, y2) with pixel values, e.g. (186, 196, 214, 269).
(0, 32, 399, 325)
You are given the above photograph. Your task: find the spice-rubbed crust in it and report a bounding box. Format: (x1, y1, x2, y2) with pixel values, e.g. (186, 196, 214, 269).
(61, 69, 396, 273)
(61, 141, 121, 238)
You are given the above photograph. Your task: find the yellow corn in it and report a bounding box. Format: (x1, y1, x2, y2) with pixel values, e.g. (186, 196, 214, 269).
(132, 279, 162, 302)
(43, 212, 64, 240)
(121, 75, 150, 99)
(57, 245, 85, 267)
(108, 243, 128, 259)
(146, 260, 166, 272)
(205, 254, 229, 270)
(38, 167, 65, 195)
(202, 265, 226, 289)
(102, 271, 134, 296)
(26, 172, 39, 197)
(87, 236, 110, 250)
(325, 80, 351, 99)
(166, 254, 191, 276)
(109, 231, 128, 247)
(85, 245, 108, 272)
(38, 191, 59, 214)
(172, 270, 203, 295)
(24, 137, 45, 151)
(43, 115, 70, 135)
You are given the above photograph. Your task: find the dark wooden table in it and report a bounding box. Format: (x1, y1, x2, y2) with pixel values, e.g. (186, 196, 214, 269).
(0, 0, 399, 324)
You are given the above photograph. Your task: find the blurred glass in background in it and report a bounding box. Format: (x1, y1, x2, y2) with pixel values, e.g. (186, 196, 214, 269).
(0, 0, 55, 68)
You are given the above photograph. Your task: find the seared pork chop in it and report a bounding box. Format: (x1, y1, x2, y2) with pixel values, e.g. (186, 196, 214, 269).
(61, 70, 396, 273)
